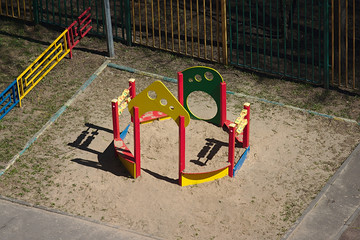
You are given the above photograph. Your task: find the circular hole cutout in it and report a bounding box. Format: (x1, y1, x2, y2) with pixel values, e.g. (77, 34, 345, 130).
(169, 106, 175, 111)
(160, 99, 167, 106)
(188, 78, 194, 83)
(186, 91, 217, 120)
(204, 72, 214, 81)
(194, 74, 202, 82)
(147, 90, 157, 100)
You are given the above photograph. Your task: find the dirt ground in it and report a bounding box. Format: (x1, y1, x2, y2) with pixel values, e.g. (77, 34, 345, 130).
(1, 64, 359, 239)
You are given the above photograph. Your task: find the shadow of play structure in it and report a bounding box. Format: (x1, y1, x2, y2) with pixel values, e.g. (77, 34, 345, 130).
(111, 66, 250, 186)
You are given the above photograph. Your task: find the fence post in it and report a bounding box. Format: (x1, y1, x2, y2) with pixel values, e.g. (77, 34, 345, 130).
(32, 0, 39, 24)
(124, 0, 132, 46)
(103, 0, 115, 57)
(221, 0, 228, 65)
(323, 0, 330, 89)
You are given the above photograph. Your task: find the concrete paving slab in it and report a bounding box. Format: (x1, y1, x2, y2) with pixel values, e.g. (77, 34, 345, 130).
(283, 143, 360, 240)
(0, 197, 160, 240)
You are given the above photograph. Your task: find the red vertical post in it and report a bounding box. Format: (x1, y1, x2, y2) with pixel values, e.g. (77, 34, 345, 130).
(179, 115, 185, 186)
(220, 82, 227, 127)
(177, 72, 184, 105)
(228, 123, 236, 177)
(129, 78, 136, 123)
(111, 100, 120, 140)
(129, 78, 136, 99)
(243, 103, 250, 148)
(66, 30, 73, 59)
(134, 106, 141, 177)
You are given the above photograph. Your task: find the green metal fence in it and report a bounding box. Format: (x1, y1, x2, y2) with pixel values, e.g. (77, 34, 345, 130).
(35, 0, 131, 43)
(227, 0, 330, 87)
(3, 0, 360, 91)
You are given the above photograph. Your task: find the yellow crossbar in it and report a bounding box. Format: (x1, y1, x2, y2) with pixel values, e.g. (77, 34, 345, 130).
(16, 30, 70, 106)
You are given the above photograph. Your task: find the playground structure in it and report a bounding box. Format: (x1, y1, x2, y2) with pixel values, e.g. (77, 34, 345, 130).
(111, 66, 250, 186)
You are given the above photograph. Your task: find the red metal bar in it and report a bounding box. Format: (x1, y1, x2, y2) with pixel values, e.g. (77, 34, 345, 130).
(134, 106, 141, 177)
(129, 78, 136, 98)
(112, 100, 120, 140)
(66, 7, 92, 59)
(177, 72, 184, 105)
(228, 123, 236, 177)
(129, 78, 136, 123)
(220, 82, 226, 126)
(179, 115, 185, 186)
(242, 103, 250, 148)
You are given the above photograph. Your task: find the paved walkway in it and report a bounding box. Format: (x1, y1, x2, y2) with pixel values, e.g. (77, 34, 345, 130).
(0, 197, 160, 240)
(283, 143, 360, 240)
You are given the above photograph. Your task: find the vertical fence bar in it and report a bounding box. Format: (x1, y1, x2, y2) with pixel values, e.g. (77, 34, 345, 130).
(221, 0, 227, 64)
(255, 1, 259, 67)
(338, 0, 341, 85)
(184, 0, 187, 55)
(249, 0, 252, 66)
(177, 0, 180, 52)
(331, 0, 334, 85)
(304, 0, 307, 80)
(191, 0, 194, 56)
(235, 0, 239, 64)
(262, 0, 264, 69)
(171, 0, 174, 51)
(158, 0, 161, 48)
(203, 0, 206, 59)
(290, 1, 293, 75)
(353, 0, 355, 89)
(138, 0, 142, 44)
(145, 0, 148, 45)
(323, 0, 329, 89)
(283, 0, 287, 75)
(345, 0, 348, 88)
(196, 0, 200, 56)
(242, 0, 246, 65)
(164, 0, 167, 49)
(151, 0, 155, 47)
(209, 0, 213, 60)
(270, 0, 273, 71)
(277, 0, 280, 72)
(216, 0, 220, 62)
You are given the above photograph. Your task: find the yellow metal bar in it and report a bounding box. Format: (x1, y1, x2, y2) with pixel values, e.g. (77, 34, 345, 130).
(164, 0, 167, 49)
(190, 0, 194, 56)
(17, 0, 20, 18)
(17, 30, 69, 102)
(157, 0, 161, 48)
(138, 0, 142, 44)
(221, 0, 227, 64)
(196, 0, 200, 57)
(151, 0, 155, 47)
(18, 31, 68, 81)
(145, 0, 148, 45)
(132, 0, 135, 43)
(184, 0, 187, 54)
(11, 0, 14, 17)
(177, 0, 180, 52)
(203, 0, 206, 59)
(170, 0, 174, 51)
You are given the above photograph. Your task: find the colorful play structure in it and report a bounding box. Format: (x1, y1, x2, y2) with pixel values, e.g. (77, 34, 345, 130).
(111, 66, 250, 186)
